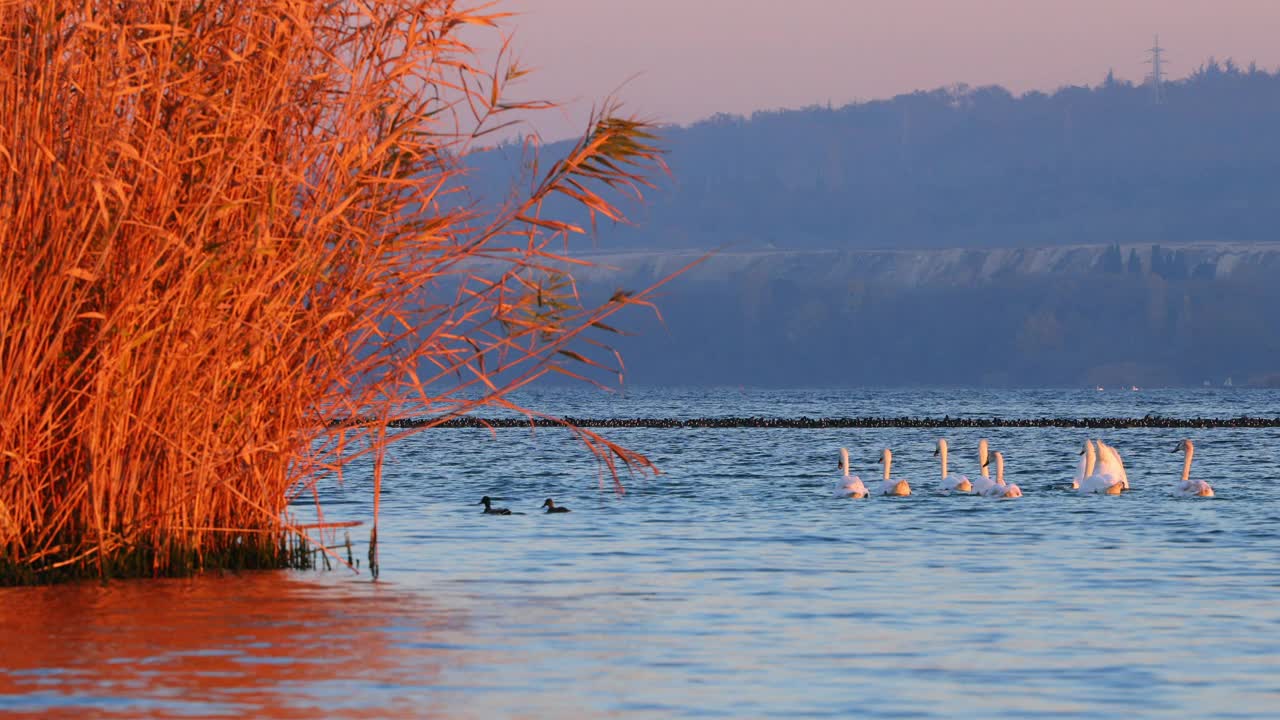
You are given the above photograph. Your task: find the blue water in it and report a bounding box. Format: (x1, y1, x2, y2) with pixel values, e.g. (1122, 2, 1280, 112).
(4, 388, 1280, 718)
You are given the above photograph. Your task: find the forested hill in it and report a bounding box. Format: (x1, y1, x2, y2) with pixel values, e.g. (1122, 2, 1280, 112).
(456, 63, 1280, 387)
(475, 60, 1280, 251)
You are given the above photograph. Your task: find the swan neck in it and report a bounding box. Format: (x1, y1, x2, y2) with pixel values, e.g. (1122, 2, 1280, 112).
(996, 454, 1005, 485)
(883, 452, 892, 481)
(1181, 446, 1193, 482)
(1085, 441, 1097, 477)
(840, 448, 850, 477)
(939, 446, 948, 478)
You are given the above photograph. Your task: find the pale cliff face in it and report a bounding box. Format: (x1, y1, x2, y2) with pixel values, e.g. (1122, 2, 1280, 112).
(571, 242, 1280, 289)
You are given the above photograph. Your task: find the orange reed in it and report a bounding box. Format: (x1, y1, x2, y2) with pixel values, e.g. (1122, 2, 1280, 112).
(0, 0, 680, 583)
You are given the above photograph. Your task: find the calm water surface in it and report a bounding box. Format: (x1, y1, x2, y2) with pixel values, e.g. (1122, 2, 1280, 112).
(4, 388, 1280, 718)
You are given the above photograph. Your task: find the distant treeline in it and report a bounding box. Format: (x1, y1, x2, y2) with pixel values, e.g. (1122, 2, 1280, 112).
(475, 59, 1280, 251)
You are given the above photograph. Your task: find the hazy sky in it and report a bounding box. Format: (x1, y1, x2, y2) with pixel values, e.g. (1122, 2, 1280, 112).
(493, 0, 1280, 140)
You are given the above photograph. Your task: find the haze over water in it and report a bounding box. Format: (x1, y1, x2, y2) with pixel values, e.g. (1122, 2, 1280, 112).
(3, 388, 1279, 718)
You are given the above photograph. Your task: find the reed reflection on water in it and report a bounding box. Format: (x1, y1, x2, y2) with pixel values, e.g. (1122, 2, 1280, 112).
(0, 574, 475, 719)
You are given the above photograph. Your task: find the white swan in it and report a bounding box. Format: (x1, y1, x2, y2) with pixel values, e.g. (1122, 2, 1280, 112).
(834, 447, 869, 498)
(979, 449, 1022, 498)
(971, 439, 998, 495)
(934, 439, 972, 493)
(1077, 439, 1124, 495)
(1069, 439, 1094, 489)
(876, 448, 911, 496)
(1173, 439, 1214, 497)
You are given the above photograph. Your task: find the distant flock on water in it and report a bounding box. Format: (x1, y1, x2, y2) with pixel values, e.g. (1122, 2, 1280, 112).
(479, 496, 571, 515)
(477, 437, 1213, 516)
(835, 438, 1214, 499)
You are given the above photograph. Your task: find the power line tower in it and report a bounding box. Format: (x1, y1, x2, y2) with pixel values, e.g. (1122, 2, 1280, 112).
(1146, 35, 1167, 104)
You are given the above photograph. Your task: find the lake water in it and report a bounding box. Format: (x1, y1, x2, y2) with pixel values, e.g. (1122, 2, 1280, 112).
(4, 388, 1280, 718)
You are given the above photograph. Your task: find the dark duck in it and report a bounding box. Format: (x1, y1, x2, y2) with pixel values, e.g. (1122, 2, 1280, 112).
(541, 498, 570, 513)
(479, 496, 511, 515)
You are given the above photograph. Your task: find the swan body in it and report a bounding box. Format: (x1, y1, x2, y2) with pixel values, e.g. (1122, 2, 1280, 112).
(1077, 440, 1124, 495)
(876, 448, 911, 496)
(979, 450, 1022, 498)
(934, 439, 972, 493)
(1096, 440, 1130, 490)
(1174, 440, 1214, 497)
(834, 447, 869, 498)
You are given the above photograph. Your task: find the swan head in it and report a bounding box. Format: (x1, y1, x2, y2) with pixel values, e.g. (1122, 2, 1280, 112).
(839, 447, 850, 471)
(978, 438, 989, 462)
(1173, 439, 1194, 453)
(877, 448, 892, 465)
(934, 439, 947, 457)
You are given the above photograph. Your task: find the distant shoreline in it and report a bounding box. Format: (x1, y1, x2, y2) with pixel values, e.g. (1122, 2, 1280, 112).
(328, 414, 1280, 430)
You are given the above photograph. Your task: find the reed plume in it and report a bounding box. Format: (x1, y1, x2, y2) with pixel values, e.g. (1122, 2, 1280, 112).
(0, 0, 675, 583)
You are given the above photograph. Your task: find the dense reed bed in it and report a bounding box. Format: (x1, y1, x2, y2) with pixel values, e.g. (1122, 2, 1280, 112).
(0, 1, 674, 584)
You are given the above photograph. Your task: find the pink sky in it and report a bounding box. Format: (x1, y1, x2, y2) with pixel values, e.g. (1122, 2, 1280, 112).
(493, 0, 1280, 140)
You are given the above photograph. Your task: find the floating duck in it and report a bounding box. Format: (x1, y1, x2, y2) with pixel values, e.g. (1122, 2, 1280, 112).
(542, 498, 571, 513)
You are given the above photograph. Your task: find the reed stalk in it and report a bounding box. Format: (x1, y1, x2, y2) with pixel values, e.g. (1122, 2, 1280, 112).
(0, 0, 676, 584)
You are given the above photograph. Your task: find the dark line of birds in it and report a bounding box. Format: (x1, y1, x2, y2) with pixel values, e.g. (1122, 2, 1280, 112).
(479, 496, 569, 515)
(329, 415, 1280, 430)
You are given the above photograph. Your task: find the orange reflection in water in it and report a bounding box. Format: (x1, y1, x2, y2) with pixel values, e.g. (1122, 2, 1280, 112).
(0, 572, 474, 719)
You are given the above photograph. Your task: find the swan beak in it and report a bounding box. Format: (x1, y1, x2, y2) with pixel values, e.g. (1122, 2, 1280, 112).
(1171, 444, 1182, 453)
(1078, 450, 1085, 456)
(932, 448, 939, 456)
(982, 459, 989, 468)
